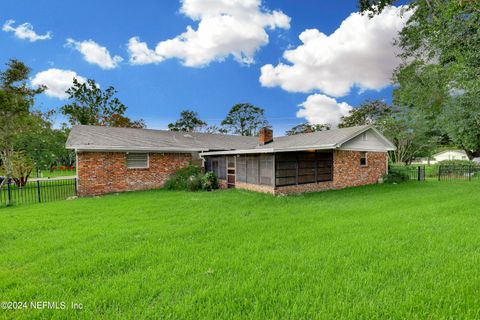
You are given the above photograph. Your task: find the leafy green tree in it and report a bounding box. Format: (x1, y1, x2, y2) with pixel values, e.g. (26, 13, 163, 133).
(339, 100, 391, 130)
(203, 125, 227, 134)
(360, 0, 480, 159)
(285, 123, 330, 136)
(383, 107, 439, 164)
(221, 103, 269, 136)
(100, 113, 146, 129)
(340, 99, 438, 164)
(0, 59, 44, 187)
(61, 78, 145, 128)
(14, 111, 74, 171)
(168, 110, 207, 132)
(358, 0, 398, 16)
(11, 151, 33, 187)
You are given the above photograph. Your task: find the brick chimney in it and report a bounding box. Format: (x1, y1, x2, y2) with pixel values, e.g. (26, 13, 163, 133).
(258, 127, 273, 145)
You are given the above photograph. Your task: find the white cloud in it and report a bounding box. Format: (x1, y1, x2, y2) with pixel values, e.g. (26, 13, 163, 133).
(127, 37, 164, 65)
(297, 94, 352, 127)
(66, 38, 123, 70)
(2, 19, 52, 42)
(31, 68, 86, 99)
(128, 0, 290, 67)
(260, 6, 412, 97)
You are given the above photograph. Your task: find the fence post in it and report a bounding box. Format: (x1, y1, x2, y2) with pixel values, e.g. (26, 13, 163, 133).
(469, 165, 472, 181)
(417, 166, 420, 181)
(438, 165, 441, 181)
(37, 180, 41, 203)
(74, 178, 78, 195)
(7, 180, 11, 205)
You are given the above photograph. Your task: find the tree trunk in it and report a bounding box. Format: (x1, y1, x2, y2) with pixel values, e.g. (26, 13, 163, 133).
(0, 148, 14, 189)
(465, 149, 480, 160)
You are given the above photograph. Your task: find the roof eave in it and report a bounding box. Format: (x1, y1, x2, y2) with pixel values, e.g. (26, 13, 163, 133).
(201, 144, 337, 156)
(68, 145, 207, 153)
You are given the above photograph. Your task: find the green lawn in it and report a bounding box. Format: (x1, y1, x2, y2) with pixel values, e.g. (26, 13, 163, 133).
(1, 181, 480, 319)
(30, 169, 76, 179)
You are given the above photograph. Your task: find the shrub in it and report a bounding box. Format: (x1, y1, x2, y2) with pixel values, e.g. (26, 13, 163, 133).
(164, 166, 220, 192)
(186, 174, 203, 192)
(201, 172, 219, 191)
(164, 165, 203, 190)
(437, 160, 476, 167)
(383, 170, 410, 184)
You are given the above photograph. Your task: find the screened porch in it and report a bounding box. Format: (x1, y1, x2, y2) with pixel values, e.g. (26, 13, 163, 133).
(204, 150, 333, 188)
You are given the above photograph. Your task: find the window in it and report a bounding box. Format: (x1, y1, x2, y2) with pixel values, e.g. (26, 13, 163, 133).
(126, 153, 148, 168)
(361, 132, 368, 141)
(360, 152, 367, 166)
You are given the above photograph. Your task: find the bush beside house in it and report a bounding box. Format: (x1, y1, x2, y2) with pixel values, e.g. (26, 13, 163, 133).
(165, 165, 219, 192)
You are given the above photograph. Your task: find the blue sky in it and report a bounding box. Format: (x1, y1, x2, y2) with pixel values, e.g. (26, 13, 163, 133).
(0, 0, 409, 134)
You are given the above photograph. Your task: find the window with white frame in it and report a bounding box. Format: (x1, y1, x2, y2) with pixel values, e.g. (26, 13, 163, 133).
(126, 153, 149, 168)
(360, 152, 367, 166)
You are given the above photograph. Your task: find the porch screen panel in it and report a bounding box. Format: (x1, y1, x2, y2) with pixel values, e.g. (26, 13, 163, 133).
(259, 154, 274, 186)
(275, 152, 297, 186)
(246, 155, 259, 184)
(205, 158, 212, 172)
(297, 152, 316, 184)
(317, 152, 333, 182)
(217, 156, 227, 180)
(208, 156, 227, 180)
(236, 155, 247, 182)
(276, 151, 333, 186)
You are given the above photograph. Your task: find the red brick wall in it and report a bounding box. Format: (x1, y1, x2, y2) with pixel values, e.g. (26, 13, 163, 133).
(332, 150, 387, 189)
(77, 152, 192, 196)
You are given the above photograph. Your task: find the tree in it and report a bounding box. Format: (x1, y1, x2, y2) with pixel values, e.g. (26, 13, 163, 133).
(339, 100, 391, 130)
(14, 111, 75, 171)
(221, 103, 269, 136)
(0, 59, 44, 187)
(61, 78, 145, 128)
(168, 110, 207, 132)
(11, 152, 33, 187)
(203, 125, 227, 134)
(285, 123, 330, 136)
(383, 107, 439, 164)
(101, 113, 146, 129)
(339, 99, 438, 164)
(358, 0, 398, 16)
(360, 0, 480, 159)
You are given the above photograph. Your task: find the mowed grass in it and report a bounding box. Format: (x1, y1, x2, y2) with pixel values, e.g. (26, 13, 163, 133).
(1, 181, 480, 319)
(30, 169, 76, 179)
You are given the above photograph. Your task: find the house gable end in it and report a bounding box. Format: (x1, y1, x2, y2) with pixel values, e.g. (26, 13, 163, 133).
(338, 128, 395, 152)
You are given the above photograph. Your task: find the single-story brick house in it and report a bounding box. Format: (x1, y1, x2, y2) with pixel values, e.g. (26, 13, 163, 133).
(66, 125, 395, 196)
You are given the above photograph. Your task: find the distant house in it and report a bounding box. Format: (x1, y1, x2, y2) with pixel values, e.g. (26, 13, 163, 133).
(66, 125, 395, 196)
(414, 150, 469, 165)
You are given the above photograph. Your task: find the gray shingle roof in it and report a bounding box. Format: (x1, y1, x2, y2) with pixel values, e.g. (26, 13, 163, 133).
(66, 125, 258, 152)
(255, 125, 371, 150)
(66, 124, 391, 153)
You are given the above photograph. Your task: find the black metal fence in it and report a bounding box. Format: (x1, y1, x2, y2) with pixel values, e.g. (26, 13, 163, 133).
(0, 178, 77, 207)
(389, 164, 480, 182)
(389, 165, 426, 181)
(438, 165, 480, 181)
